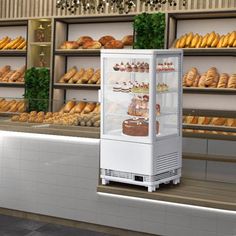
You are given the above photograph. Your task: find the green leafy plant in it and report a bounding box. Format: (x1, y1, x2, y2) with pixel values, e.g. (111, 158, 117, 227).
(133, 12, 165, 49)
(24, 67, 50, 112)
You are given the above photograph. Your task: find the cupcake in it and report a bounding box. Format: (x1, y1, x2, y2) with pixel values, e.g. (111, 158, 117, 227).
(113, 82, 121, 92)
(132, 63, 138, 72)
(119, 62, 126, 72)
(126, 62, 132, 72)
(138, 62, 145, 73)
(144, 63, 149, 73)
(113, 64, 120, 71)
(121, 82, 130, 93)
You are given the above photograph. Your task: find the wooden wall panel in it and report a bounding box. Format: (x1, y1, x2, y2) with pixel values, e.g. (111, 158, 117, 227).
(0, 0, 235, 20)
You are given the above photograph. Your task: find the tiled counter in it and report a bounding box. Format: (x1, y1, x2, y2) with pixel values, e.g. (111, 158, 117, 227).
(0, 131, 235, 236)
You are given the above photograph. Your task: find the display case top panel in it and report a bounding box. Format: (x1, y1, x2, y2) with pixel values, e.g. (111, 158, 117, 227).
(101, 49, 183, 55)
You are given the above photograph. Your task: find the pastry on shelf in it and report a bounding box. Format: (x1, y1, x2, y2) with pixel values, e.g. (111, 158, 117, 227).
(227, 74, 236, 89)
(174, 30, 236, 48)
(122, 118, 159, 136)
(0, 99, 26, 113)
(77, 68, 94, 84)
(0, 65, 25, 83)
(77, 36, 93, 46)
(156, 61, 175, 72)
(0, 36, 26, 50)
(60, 41, 79, 49)
(104, 40, 124, 49)
(68, 68, 85, 84)
(216, 73, 229, 88)
(82, 41, 102, 49)
(99, 35, 115, 46)
(121, 35, 134, 46)
(88, 69, 100, 84)
(59, 66, 77, 83)
(157, 83, 169, 92)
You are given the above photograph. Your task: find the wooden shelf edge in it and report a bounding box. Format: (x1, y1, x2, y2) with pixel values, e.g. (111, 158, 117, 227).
(183, 131, 236, 141)
(55, 49, 100, 56)
(183, 152, 236, 163)
(0, 50, 27, 56)
(54, 83, 100, 90)
(183, 87, 236, 95)
(0, 82, 25, 88)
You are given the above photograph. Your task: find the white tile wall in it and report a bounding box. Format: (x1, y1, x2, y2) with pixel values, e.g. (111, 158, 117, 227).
(0, 131, 236, 236)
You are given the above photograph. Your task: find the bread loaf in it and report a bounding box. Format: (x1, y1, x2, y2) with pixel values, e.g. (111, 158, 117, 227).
(63, 101, 76, 113)
(175, 38, 180, 48)
(217, 35, 225, 48)
(211, 117, 226, 126)
(71, 68, 85, 83)
(74, 102, 86, 113)
(121, 35, 133, 46)
(225, 118, 236, 127)
(195, 36, 203, 48)
(200, 33, 209, 48)
(82, 41, 102, 49)
(198, 73, 207, 87)
(217, 73, 229, 88)
(228, 31, 236, 46)
(104, 40, 124, 49)
(222, 33, 230, 47)
(99, 35, 115, 46)
(227, 74, 236, 88)
(211, 33, 220, 47)
(186, 67, 199, 87)
(60, 67, 77, 83)
(88, 69, 100, 84)
(83, 102, 96, 114)
(77, 36, 93, 46)
(80, 68, 94, 83)
(182, 73, 187, 87)
(186, 32, 194, 47)
(207, 31, 216, 47)
(60, 41, 79, 49)
(190, 34, 199, 48)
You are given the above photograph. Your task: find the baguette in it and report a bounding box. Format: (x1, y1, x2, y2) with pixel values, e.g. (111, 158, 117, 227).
(74, 101, 86, 113)
(200, 33, 209, 48)
(88, 69, 100, 84)
(59, 67, 77, 83)
(217, 35, 225, 48)
(228, 31, 236, 46)
(0, 65, 11, 77)
(207, 31, 216, 47)
(222, 33, 230, 47)
(83, 102, 96, 114)
(211, 33, 220, 47)
(63, 101, 76, 113)
(81, 68, 94, 83)
(11, 38, 25, 49)
(186, 32, 194, 47)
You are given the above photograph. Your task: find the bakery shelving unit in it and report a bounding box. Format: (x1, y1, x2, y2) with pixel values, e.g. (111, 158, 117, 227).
(167, 11, 236, 141)
(52, 15, 134, 112)
(0, 19, 28, 99)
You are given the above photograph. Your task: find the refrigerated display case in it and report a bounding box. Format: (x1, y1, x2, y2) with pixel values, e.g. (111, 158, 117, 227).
(100, 49, 183, 192)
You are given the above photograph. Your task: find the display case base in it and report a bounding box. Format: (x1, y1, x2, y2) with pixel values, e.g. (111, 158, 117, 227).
(101, 168, 181, 192)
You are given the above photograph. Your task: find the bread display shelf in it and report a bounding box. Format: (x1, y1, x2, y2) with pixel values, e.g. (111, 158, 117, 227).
(0, 50, 27, 56)
(183, 87, 236, 95)
(54, 83, 100, 90)
(180, 48, 236, 56)
(0, 118, 100, 138)
(183, 130, 236, 141)
(183, 123, 236, 133)
(183, 108, 236, 118)
(0, 82, 24, 88)
(55, 49, 100, 56)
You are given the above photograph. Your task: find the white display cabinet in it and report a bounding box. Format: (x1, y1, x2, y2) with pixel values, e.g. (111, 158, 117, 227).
(100, 49, 183, 192)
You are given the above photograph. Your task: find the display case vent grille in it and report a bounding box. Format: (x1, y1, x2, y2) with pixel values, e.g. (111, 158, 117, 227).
(102, 168, 179, 182)
(154, 152, 179, 173)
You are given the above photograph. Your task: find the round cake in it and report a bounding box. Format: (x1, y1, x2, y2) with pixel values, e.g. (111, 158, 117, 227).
(122, 118, 159, 136)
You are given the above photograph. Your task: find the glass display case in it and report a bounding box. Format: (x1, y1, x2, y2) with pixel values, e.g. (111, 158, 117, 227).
(100, 49, 183, 192)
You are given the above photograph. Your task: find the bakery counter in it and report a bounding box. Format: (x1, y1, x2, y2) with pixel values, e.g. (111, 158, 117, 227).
(0, 118, 100, 138)
(97, 178, 236, 211)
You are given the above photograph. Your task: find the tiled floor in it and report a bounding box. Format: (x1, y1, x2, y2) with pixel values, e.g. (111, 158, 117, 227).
(0, 214, 111, 236)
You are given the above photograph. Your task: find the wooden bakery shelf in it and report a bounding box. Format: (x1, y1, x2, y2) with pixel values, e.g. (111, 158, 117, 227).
(0, 119, 100, 138)
(182, 48, 236, 56)
(54, 83, 100, 90)
(183, 108, 236, 118)
(97, 178, 236, 211)
(0, 50, 27, 57)
(183, 87, 236, 95)
(55, 49, 100, 57)
(0, 82, 25, 88)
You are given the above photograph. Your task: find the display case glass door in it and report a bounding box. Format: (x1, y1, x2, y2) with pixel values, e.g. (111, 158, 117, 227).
(155, 54, 181, 139)
(102, 54, 154, 143)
